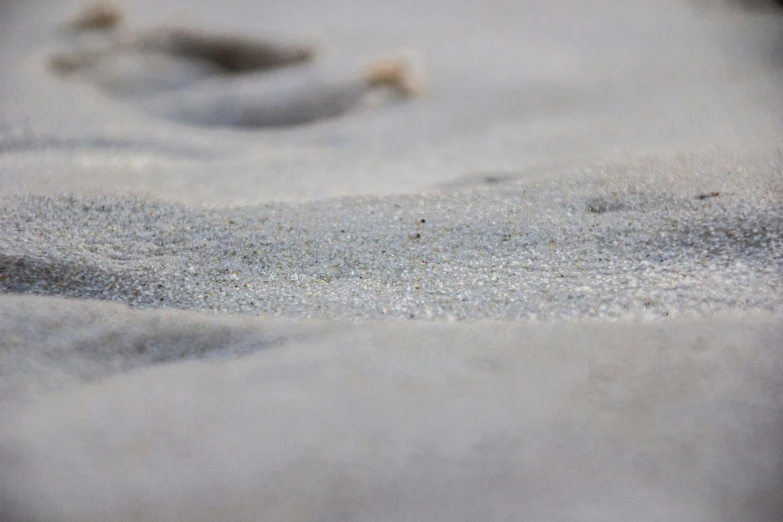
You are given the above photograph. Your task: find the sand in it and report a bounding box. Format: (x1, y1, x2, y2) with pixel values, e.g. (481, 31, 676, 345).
(1, 0, 783, 520)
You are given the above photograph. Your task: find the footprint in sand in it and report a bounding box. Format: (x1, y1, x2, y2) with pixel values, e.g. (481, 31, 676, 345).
(49, 1, 428, 129)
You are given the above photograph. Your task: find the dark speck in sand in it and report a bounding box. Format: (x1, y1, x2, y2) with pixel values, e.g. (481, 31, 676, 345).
(586, 197, 625, 214)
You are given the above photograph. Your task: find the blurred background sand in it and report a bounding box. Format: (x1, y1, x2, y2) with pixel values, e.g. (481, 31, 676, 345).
(2, 0, 783, 203)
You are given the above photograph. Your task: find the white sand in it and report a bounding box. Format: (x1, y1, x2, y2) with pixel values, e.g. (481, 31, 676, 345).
(2, 295, 782, 521)
(1, 0, 783, 520)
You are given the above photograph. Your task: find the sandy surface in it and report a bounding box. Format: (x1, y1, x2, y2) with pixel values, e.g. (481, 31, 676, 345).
(3, 0, 783, 203)
(1, 0, 783, 520)
(2, 295, 782, 522)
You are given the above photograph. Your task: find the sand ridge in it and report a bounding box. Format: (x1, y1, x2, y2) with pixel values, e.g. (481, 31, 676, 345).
(1, 147, 781, 322)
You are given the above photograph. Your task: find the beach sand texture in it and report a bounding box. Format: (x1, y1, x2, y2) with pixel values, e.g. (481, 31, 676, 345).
(1, 0, 783, 520)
